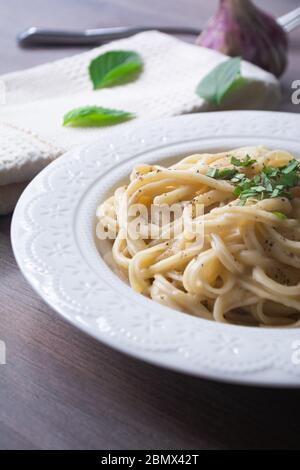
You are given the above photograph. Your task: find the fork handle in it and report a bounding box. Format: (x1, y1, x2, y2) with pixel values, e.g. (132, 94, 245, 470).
(278, 7, 300, 33)
(18, 6, 300, 48)
(18, 26, 200, 47)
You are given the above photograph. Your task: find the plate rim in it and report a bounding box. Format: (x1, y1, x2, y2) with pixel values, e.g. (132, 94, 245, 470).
(11, 110, 300, 388)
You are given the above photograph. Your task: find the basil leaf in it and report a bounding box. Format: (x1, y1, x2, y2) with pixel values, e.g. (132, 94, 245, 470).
(222, 74, 248, 102)
(195, 57, 245, 105)
(89, 50, 143, 89)
(63, 106, 135, 127)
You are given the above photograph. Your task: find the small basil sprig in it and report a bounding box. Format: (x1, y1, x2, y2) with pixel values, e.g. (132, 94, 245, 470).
(195, 57, 247, 105)
(89, 50, 143, 89)
(63, 106, 135, 127)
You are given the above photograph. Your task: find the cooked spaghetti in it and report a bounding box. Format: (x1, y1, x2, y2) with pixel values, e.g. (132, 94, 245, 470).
(96, 146, 300, 327)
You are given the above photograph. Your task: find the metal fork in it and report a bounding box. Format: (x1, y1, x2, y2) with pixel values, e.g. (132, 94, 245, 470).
(277, 6, 300, 32)
(17, 26, 200, 47)
(18, 6, 300, 48)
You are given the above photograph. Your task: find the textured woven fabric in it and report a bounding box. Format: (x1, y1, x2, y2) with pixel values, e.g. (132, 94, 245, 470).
(0, 31, 280, 214)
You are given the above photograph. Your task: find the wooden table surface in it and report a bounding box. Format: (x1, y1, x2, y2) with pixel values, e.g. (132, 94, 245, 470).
(1, 0, 300, 450)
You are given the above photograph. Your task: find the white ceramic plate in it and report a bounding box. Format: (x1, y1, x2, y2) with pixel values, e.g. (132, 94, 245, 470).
(12, 111, 300, 387)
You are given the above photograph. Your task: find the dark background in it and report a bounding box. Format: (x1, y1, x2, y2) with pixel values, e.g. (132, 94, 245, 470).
(1, 0, 300, 450)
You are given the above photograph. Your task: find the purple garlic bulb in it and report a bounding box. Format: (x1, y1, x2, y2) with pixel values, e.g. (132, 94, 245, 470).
(196, 0, 288, 77)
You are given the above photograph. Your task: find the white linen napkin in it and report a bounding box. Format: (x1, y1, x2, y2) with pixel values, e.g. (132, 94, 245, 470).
(0, 31, 280, 214)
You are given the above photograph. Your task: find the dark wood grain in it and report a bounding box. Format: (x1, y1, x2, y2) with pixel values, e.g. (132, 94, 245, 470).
(1, 0, 300, 450)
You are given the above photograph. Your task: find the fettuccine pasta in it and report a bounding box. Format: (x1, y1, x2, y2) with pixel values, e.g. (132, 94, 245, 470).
(96, 146, 300, 327)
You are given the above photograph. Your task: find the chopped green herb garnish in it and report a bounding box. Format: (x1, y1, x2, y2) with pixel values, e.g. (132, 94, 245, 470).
(282, 159, 299, 174)
(250, 185, 266, 193)
(272, 211, 287, 220)
(263, 166, 279, 177)
(206, 167, 218, 178)
(260, 173, 273, 192)
(206, 167, 237, 180)
(278, 172, 298, 188)
(206, 157, 300, 205)
(231, 155, 257, 167)
(231, 173, 246, 183)
(233, 186, 242, 197)
(218, 168, 237, 180)
(270, 187, 282, 198)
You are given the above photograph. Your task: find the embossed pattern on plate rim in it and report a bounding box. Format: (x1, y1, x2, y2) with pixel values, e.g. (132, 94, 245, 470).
(11, 111, 300, 387)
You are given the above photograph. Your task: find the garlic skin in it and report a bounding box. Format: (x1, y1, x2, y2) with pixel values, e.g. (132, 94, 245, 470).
(196, 0, 288, 77)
